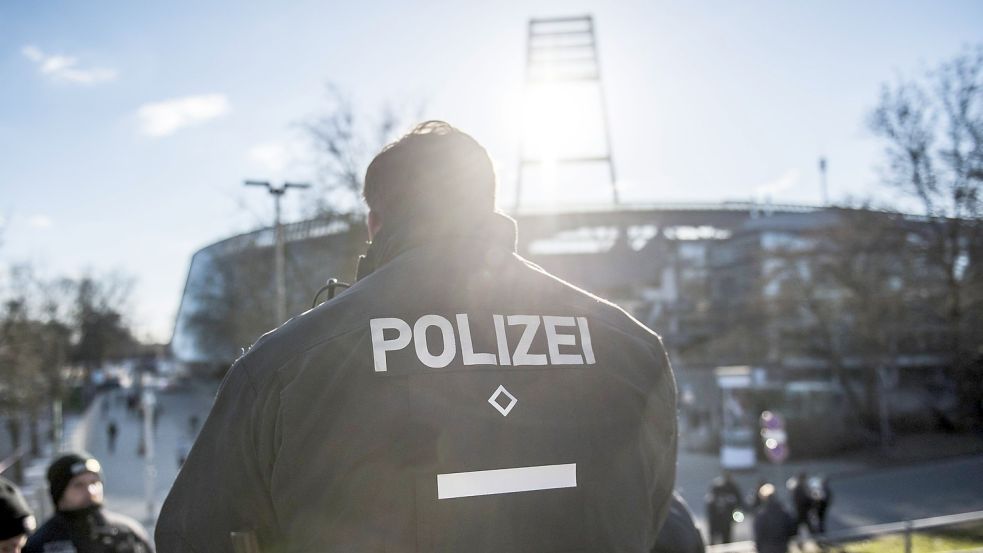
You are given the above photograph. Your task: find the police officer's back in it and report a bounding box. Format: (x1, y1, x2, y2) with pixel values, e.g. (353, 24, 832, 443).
(156, 121, 679, 553)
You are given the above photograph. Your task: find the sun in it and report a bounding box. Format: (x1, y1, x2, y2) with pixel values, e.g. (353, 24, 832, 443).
(517, 81, 609, 206)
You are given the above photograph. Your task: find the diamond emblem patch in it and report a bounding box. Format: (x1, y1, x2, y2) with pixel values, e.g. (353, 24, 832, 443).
(488, 385, 517, 417)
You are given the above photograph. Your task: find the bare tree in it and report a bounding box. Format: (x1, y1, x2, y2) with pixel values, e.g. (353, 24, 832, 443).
(0, 266, 57, 479)
(183, 246, 278, 366)
(180, 86, 418, 368)
(0, 266, 130, 470)
(71, 272, 138, 377)
(0, 299, 46, 482)
(766, 209, 923, 440)
(300, 84, 409, 220)
(869, 45, 983, 421)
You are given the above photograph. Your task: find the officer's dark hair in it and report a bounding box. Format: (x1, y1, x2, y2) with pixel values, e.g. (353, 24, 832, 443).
(363, 121, 496, 225)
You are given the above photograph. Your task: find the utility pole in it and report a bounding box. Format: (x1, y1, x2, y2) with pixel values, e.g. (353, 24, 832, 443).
(245, 180, 310, 323)
(819, 156, 829, 206)
(142, 385, 156, 523)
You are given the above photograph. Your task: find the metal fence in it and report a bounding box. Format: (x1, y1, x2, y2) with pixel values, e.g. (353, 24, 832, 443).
(0, 444, 28, 477)
(706, 509, 983, 553)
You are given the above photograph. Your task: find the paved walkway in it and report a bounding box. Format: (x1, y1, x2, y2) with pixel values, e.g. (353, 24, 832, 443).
(13, 383, 216, 533)
(84, 384, 215, 529)
(677, 432, 983, 544)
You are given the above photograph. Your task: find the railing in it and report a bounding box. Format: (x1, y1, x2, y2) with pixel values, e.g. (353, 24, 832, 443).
(0, 444, 29, 475)
(706, 509, 983, 553)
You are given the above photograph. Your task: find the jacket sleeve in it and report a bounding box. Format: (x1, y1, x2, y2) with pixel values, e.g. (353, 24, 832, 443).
(155, 356, 282, 553)
(644, 337, 679, 547)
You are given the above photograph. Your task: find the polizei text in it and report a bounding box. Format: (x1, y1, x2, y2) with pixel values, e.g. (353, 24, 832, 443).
(370, 314, 596, 371)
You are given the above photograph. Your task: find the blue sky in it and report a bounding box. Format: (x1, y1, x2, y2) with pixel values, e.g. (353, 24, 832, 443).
(1, 0, 981, 343)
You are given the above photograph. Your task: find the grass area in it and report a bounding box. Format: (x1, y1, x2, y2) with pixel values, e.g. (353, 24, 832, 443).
(836, 521, 983, 553)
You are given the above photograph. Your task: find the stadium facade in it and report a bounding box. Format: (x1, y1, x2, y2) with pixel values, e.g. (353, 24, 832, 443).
(171, 202, 969, 458)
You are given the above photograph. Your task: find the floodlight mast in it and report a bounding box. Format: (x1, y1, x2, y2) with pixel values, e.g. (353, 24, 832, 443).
(515, 14, 619, 212)
(244, 180, 311, 323)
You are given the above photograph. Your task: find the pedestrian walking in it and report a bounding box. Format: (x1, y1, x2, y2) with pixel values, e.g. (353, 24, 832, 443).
(705, 470, 744, 544)
(157, 121, 680, 552)
(0, 476, 35, 553)
(788, 471, 815, 536)
(175, 437, 191, 469)
(809, 475, 832, 534)
(24, 452, 153, 553)
(149, 404, 159, 436)
(125, 393, 138, 415)
(106, 420, 118, 454)
(752, 483, 796, 553)
(748, 478, 768, 510)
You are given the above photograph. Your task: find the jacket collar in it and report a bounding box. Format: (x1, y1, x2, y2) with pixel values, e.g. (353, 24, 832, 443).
(57, 504, 102, 521)
(356, 211, 517, 281)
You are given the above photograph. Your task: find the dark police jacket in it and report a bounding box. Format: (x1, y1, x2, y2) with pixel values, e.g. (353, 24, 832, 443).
(753, 499, 797, 553)
(156, 212, 677, 553)
(24, 506, 152, 553)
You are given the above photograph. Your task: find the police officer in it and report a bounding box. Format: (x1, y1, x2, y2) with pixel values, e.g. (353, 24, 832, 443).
(705, 470, 744, 544)
(810, 475, 832, 534)
(752, 483, 796, 553)
(0, 476, 35, 553)
(24, 452, 152, 553)
(156, 121, 679, 552)
(788, 471, 814, 536)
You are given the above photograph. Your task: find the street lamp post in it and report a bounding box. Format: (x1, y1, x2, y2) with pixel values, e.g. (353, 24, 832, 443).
(245, 180, 310, 324)
(141, 387, 157, 523)
(819, 157, 829, 206)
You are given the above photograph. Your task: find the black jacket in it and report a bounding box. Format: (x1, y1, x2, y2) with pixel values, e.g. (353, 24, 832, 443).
(156, 213, 678, 553)
(24, 505, 152, 553)
(651, 493, 704, 553)
(706, 477, 744, 521)
(753, 500, 796, 553)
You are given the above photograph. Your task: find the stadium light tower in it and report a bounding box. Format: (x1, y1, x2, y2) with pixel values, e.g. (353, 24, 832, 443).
(516, 14, 619, 211)
(245, 180, 310, 323)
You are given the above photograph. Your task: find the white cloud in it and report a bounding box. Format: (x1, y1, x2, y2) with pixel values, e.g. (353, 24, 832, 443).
(248, 142, 291, 173)
(755, 169, 800, 201)
(21, 44, 117, 84)
(22, 45, 43, 62)
(247, 139, 309, 176)
(136, 94, 231, 137)
(27, 215, 53, 229)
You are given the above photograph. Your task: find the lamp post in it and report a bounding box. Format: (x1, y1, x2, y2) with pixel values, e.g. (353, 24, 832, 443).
(244, 180, 310, 323)
(819, 157, 829, 206)
(141, 387, 157, 523)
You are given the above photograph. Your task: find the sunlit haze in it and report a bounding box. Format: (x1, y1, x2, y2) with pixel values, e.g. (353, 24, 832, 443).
(1, 0, 980, 343)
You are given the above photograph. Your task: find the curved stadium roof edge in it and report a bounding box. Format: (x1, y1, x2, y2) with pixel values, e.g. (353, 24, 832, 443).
(188, 201, 934, 258)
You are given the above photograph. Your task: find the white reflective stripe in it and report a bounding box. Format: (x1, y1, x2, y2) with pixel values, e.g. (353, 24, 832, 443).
(437, 463, 577, 499)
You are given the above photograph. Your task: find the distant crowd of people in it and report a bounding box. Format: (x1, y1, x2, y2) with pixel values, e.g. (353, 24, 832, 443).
(705, 470, 832, 552)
